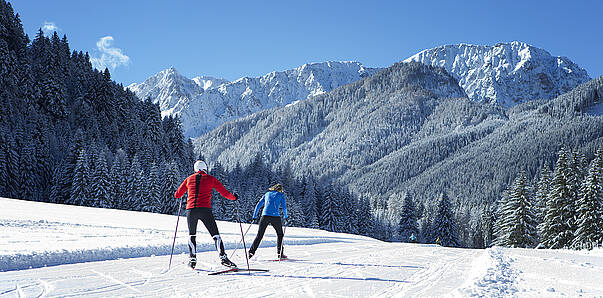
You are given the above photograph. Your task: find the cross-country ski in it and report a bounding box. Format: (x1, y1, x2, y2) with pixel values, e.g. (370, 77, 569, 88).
(207, 268, 269, 275)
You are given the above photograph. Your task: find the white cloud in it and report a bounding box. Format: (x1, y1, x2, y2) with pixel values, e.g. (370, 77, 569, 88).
(41, 21, 60, 35)
(90, 36, 130, 71)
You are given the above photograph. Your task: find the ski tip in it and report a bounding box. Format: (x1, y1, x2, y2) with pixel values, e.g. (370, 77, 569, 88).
(208, 267, 239, 275)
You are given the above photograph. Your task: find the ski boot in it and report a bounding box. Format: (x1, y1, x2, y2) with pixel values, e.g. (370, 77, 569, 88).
(277, 253, 288, 260)
(188, 256, 197, 269)
(220, 255, 237, 268)
(248, 251, 255, 259)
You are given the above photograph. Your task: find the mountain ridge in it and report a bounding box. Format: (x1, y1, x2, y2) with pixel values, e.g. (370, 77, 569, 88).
(128, 61, 381, 137)
(404, 41, 591, 107)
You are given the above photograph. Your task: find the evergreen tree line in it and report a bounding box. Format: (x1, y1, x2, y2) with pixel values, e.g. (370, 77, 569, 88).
(369, 190, 466, 247)
(0, 1, 194, 210)
(494, 146, 603, 249)
(205, 154, 374, 237)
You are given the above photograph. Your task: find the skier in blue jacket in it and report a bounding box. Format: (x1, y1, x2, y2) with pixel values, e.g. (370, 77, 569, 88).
(248, 183, 288, 259)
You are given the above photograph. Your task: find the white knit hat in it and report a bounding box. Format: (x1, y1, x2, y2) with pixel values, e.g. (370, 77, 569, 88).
(194, 160, 207, 172)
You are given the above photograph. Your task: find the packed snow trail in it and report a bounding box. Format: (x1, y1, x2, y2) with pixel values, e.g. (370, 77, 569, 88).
(1, 198, 603, 297)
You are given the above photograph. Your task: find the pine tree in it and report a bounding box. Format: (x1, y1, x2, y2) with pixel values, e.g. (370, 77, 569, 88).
(19, 144, 38, 201)
(481, 206, 496, 248)
(110, 149, 128, 209)
(49, 167, 62, 203)
(60, 129, 86, 203)
(160, 161, 181, 214)
(128, 155, 144, 211)
(337, 189, 358, 234)
(4, 133, 20, 199)
(534, 166, 552, 232)
(91, 152, 111, 208)
(320, 183, 337, 232)
(572, 148, 603, 249)
(0, 134, 7, 196)
(566, 150, 584, 234)
(70, 148, 88, 206)
(540, 148, 575, 249)
(398, 193, 419, 242)
(301, 176, 320, 228)
(144, 162, 161, 213)
(431, 192, 459, 247)
(356, 197, 374, 237)
(494, 171, 538, 248)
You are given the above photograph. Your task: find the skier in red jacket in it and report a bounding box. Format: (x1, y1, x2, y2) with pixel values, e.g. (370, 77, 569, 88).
(174, 160, 238, 269)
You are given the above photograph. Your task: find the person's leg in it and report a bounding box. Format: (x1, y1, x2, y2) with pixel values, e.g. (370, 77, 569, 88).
(198, 208, 224, 256)
(198, 208, 236, 267)
(249, 216, 270, 255)
(270, 217, 285, 256)
(186, 209, 200, 258)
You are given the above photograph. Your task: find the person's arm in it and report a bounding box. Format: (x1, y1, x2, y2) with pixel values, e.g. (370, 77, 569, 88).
(212, 176, 236, 201)
(252, 195, 266, 219)
(281, 193, 288, 219)
(174, 178, 188, 198)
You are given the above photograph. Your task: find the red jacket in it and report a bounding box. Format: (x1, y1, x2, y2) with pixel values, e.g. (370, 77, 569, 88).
(174, 171, 235, 209)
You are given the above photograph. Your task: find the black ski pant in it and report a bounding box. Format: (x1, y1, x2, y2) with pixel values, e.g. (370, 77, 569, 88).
(249, 215, 284, 255)
(186, 207, 225, 258)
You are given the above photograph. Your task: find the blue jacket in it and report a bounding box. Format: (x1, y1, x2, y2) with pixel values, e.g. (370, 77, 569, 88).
(252, 191, 288, 219)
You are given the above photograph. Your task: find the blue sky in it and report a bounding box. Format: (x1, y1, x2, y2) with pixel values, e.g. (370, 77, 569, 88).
(10, 0, 603, 85)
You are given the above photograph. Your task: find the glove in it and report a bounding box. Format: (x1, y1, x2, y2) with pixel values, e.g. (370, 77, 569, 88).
(233, 193, 239, 201)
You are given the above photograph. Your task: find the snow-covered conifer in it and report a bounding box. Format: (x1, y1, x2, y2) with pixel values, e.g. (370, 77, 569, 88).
(160, 161, 181, 214)
(572, 147, 603, 249)
(534, 166, 552, 230)
(144, 162, 161, 213)
(398, 193, 419, 242)
(20, 144, 37, 200)
(431, 192, 460, 247)
(70, 148, 88, 206)
(540, 148, 574, 249)
(495, 171, 538, 248)
(320, 183, 337, 232)
(91, 152, 111, 208)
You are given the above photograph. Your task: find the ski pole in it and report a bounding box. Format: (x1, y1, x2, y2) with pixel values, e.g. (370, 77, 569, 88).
(235, 200, 251, 274)
(230, 221, 254, 259)
(168, 196, 184, 271)
(279, 220, 287, 259)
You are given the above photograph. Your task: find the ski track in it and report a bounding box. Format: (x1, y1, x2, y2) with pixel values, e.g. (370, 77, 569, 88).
(2, 240, 473, 297)
(457, 247, 518, 297)
(36, 278, 53, 298)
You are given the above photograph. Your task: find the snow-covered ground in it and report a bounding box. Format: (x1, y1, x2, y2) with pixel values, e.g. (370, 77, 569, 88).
(1, 198, 602, 297)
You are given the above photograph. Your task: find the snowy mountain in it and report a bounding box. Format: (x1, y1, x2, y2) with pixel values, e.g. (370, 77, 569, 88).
(129, 42, 591, 139)
(126, 67, 229, 117)
(128, 62, 381, 138)
(191, 75, 230, 91)
(195, 62, 603, 208)
(2, 197, 602, 296)
(404, 41, 591, 107)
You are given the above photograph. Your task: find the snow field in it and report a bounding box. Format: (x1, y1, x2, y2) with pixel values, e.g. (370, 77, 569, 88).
(1, 197, 603, 297)
(0, 198, 338, 272)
